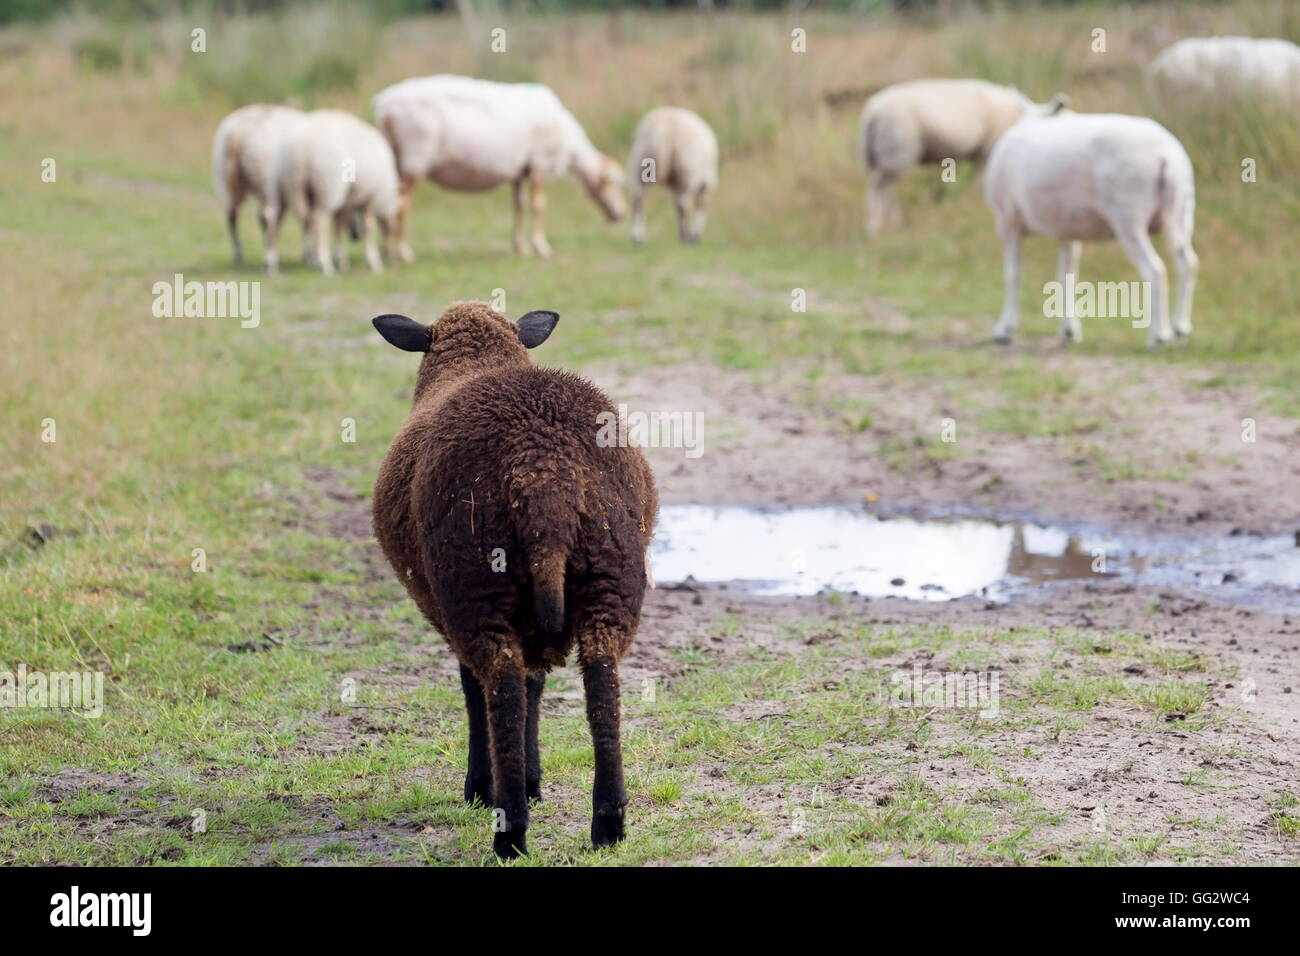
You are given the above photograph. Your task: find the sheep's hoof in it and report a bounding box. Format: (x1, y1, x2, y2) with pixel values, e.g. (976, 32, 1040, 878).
(527, 780, 543, 803)
(591, 810, 626, 848)
(493, 829, 527, 860)
(533, 242, 553, 259)
(463, 772, 492, 807)
(398, 244, 415, 264)
(992, 332, 1014, 346)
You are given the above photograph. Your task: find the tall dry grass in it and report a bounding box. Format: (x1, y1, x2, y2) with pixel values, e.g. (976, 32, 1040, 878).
(33, 1, 1300, 204)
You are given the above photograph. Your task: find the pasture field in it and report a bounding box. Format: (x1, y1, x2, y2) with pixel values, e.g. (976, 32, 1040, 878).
(1, 1, 1298, 866)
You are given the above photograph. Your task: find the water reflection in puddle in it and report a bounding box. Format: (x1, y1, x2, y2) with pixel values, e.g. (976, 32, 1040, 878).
(649, 505, 1298, 606)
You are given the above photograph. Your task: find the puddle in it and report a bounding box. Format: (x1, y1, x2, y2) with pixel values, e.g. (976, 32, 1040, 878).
(649, 505, 1300, 609)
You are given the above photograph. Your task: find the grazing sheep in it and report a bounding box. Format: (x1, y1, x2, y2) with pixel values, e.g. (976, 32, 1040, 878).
(211, 104, 306, 271)
(857, 79, 1068, 236)
(984, 112, 1197, 348)
(1150, 36, 1300, 104)
(373, 75, 627, 259)
(627, 107, 719, 244)
(270, 110, 401, 276)
(371, 301, 658, 859)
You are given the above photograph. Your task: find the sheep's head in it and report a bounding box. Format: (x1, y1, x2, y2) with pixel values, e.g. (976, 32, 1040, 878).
(1036, 92, 1071, 116)
(581, 154, 628, 222)
(372, 301, 559, 404)
(1012, 89, 1071, 117)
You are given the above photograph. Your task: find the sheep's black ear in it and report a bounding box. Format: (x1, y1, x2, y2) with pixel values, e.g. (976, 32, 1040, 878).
(516, 310, 559, 349)
(372, 314, 431, 352)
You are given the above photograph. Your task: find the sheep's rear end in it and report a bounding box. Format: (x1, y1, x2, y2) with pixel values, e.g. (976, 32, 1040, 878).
(371, 302, 657, 859)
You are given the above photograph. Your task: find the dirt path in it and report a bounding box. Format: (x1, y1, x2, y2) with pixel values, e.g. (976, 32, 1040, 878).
(636, 586, 1299, 864)
(603, 356, 1300, 537)
(601, 357, 1300, 720)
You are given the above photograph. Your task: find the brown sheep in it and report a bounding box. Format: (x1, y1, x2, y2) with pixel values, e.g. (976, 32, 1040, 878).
(370, 301, 658, 859)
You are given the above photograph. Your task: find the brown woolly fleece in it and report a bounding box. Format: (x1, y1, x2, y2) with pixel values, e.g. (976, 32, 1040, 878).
(371, 300, 658, 858)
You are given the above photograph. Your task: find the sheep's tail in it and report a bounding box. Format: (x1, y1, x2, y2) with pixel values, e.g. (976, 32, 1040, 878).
(527, 545, 567, 636)
(1153, 156, 1170, 232)
(513, 470, 580, 636)
(378, 109, 407, 183)
(1156, 152, 1195, 244)
(212, 120, 239, 206)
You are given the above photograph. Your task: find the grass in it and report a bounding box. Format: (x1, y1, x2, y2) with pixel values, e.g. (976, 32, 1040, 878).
(1, 1, 1297, 865)
(0, 611, 1242, 865)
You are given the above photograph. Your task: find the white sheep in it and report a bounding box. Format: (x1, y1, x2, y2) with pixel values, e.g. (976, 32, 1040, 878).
(270, 109, 401, 276)
(373, 74, 627, 259)
(1149, 36, 1300, 104)
(626, 107, 719, 244)
(983, 112, 1198, 348)
(211, 104, 306, 271)
(857, 79, 1068, 236)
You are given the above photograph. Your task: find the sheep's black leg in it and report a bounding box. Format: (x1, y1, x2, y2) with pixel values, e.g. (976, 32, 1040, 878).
(459, 664, 492, 806)
(581, 654, 627, 848)
(525, 670, 545, 802)
(485, 667, 529, 859)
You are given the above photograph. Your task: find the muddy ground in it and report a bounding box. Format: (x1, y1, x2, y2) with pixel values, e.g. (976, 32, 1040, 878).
(294, 357, 1298, 865)
(606, 355, 1299, 713)
(607, 354, 1300, 536)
